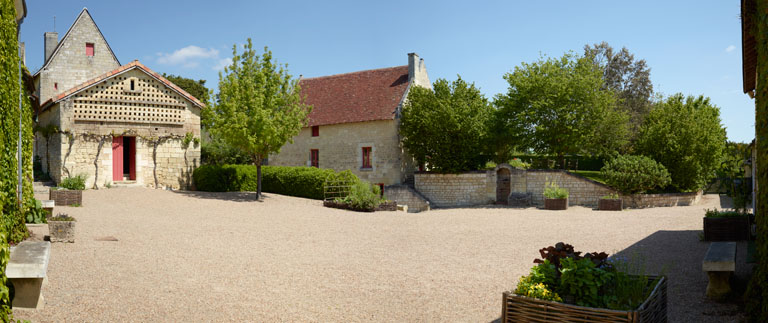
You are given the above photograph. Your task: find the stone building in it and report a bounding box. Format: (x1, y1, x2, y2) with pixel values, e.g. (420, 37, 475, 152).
(34, 8, 203, 189)
(269, 53, 431, 186)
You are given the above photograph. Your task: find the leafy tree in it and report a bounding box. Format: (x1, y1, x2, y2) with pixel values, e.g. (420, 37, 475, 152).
(400, 76, 493, 173)
(584, 42, 653, 141)
(162, 73, 210, 104)
(203, 39, 311, 198)
(635, 94, 727, 192)
(494, 53, 629, 168)
(601, 155, 671, 194)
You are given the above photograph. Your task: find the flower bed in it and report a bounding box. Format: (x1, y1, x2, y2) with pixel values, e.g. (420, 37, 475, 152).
(49, 189, 82, 206)
(599, 198, 623, 211)
(502, 276, 667, 322)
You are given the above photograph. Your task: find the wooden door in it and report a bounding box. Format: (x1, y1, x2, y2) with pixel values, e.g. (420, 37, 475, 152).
(112, 136, 123, 181)
(496, 168, 511, 204)
(310, 149, 319, 168)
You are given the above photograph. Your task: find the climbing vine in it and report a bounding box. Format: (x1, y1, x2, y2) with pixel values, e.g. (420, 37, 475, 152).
(746, 0, 768, 320)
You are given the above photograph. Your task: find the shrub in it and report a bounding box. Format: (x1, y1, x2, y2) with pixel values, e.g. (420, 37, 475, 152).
(543, 181, 568, 199)
(337, 181, 382, 211)
(59, 174, 87, 190)
(635, 94, 727, 191)
(200, 138, 252, 165)
(508, 158, 531, 169)
(600, 155, 671, 194)
(704, 208, 749, 218)
(193, 165, 359, 200)
(601, 193, 620, 200)
(26, 200, 47, 224)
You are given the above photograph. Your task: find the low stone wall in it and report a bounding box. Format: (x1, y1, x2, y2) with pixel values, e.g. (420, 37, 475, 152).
(622, 191, 703, 208)
(414, 172, 493, 207)
(526, 170, 615, 207)
(383, 185, 431, 212)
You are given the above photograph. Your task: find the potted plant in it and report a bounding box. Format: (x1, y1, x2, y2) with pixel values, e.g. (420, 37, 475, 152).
(703, 208, 751, 241)
(50, 174, 86, 206)
(48, 213, 76, 243)
(543, 181, 569, 210)
(502, 242, 667, 322)
(599, 193, 623, 211)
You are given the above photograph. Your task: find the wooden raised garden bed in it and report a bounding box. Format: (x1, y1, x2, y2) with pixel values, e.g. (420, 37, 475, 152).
(502, 276, 667, 323)
(703, 217, 750, 241)
(544, 198, 568, 210)
(599, 198, 623, 211)
(49, 189, 82, 206)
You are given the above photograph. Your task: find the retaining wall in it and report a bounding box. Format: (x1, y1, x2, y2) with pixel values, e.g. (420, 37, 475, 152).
(413, 172, 493, 207)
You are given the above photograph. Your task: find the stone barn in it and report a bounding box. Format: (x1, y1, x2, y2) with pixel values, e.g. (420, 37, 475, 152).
(34, 8, 202, 189)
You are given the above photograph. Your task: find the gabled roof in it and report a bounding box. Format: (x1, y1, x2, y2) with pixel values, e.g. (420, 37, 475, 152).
(301, 65, 410, 127)
(742, 0, 757, 94)
(33, 8, 120, 77)
(40, 60, 205, 111)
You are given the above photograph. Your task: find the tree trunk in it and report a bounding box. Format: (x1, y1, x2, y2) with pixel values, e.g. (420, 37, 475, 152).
(256, 162, 262, 200)
(558, 154, 566, 170)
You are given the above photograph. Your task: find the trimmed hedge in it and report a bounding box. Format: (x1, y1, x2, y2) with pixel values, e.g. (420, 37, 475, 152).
(193, 165, 359, 200)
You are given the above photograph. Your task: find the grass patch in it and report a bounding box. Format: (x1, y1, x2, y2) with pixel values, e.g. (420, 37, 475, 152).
(568, 170, 607, 184)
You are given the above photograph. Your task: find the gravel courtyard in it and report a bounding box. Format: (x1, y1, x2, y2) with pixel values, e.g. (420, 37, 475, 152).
(15, 188, 748, 322)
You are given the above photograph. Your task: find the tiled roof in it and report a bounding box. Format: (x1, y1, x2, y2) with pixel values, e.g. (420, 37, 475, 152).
(301, 65, 410, 127)
(40, 60, 205, 110)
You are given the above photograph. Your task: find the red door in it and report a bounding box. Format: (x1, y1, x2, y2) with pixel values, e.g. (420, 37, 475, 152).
(112, 136, 123, 181)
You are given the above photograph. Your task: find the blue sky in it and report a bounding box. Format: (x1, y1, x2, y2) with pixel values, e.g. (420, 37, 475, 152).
(20, 0, 754, 143)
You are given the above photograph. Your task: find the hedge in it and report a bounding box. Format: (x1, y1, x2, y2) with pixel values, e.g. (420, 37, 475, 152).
(193, 165, 360, 200)
(509, 155, 605, 171)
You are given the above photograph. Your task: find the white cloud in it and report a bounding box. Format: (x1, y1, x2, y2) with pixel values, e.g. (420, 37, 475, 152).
(212, 58, 231, 71)
(725, 45, 736, 53)
(157, 46, 220, 68)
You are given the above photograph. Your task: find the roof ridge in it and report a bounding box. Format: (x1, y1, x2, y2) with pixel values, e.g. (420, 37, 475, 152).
(302, 65, 407, 81)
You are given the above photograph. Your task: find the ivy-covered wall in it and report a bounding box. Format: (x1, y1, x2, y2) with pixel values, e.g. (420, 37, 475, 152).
(746, 1, 768, 320)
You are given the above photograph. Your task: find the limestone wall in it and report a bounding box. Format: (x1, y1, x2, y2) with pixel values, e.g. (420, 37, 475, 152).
(526, 170, 615, 207)
(383, 185, 431, 212)
(269, 120, 416, 185)
(622, 191, 703, 208)
(414, 172, 494, 207)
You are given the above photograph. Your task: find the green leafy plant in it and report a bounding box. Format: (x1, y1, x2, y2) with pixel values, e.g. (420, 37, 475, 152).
(508, 158, 531, 169)
(49, 213, 76, 222)
(25, 200, 48, 224)
(601, 155, 671, 194)
(543, 181, 569, 199)
(601, 193, 620, 200)
(704, 208, 749, 218)
(337, 181, 382, 211)
(515, 275, 563, 302)
(559, 257, 611, 307)
(59, 174, 87, 190)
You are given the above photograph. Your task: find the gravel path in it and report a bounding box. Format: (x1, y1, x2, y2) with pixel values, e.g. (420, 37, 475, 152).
(14, 189, 748, 322)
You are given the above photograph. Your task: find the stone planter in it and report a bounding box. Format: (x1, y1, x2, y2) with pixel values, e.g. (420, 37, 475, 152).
(48, 221, 76, 243)
(374, 201, 397, 211)
(703, 216, 751, 241)
(544, 198, 568, 210)
(599, 198, 623, 211)
(502, 276, 667, 322)
(49, 189, 82, 206)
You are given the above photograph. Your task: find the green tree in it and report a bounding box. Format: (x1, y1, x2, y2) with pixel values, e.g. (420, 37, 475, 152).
(494, 53, 629, 168)
(400, 76, 493, 173)
(203, 39, 311, 198)
(584, 42, 653, 142)
(162, 73, 210, 104)
(635, 94, 727, 192)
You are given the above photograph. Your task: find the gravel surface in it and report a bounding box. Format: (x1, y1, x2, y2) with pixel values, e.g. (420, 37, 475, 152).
(15, 189, 748, 322)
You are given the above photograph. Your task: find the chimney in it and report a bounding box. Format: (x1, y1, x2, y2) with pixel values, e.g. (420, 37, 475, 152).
(19, 42, 25, 65)
(44, 32, 58, 63)
(408, 52, 419, 82)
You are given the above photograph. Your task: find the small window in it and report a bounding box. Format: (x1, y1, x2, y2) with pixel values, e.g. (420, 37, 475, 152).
(310, 149, 319, 168)
(311, 126, 319, 137)
(85, 43, 94, 56)
(54, 82, 58, 90)
(130, 80, 135, 91)
(362, 147, 372, 168)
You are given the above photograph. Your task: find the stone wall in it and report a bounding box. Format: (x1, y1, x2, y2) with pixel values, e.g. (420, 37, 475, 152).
(526, 170, 615, 207)
(414, 172, 493, 207)
(622, 191, 703, 208)
(269, 119, 416, 185)
(383, 185, 430, 212)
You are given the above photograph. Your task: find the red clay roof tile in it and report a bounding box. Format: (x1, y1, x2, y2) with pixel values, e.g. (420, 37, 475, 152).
(301, 65, 410, 127)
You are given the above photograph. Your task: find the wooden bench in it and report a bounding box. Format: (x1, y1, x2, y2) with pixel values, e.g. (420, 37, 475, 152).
(702, 242, 736, 301)
(6, 241, 51, 309)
